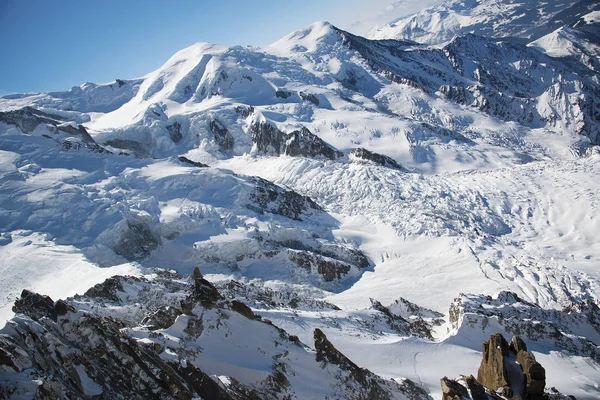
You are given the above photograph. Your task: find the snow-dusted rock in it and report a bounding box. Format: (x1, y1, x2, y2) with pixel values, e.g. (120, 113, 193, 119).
(0, 273, 430, 399)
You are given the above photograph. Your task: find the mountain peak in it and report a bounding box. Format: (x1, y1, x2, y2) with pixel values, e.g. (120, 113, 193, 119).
(269, 21, 341, 53)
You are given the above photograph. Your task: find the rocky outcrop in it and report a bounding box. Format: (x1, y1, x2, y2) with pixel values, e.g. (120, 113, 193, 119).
(441, 376, 488, 400)
(0, 107, 90, 140)
(510, 335, 528, 354)
(448, 292, 600, 363)
(314, 329, 429, 400)
(477, 333, 512, 397)
(370, 299, 439, 340)
(166, 121, 183, 143)
(209, 118, 234, 151)
(517, 350, 546, 399)
(441, 377, 469, 400)
(84, 276, 131, 302)
(299, 91, 320, 106)
(288, 250, 352, 281)
(178, 156, 209, 168)
(247, 176, 322, 220)
(12, 290, 57, 322)
(1, 272, 428, 399)
(0, 106, 110, 154)
(105, 138, 151, 158)
(349, 147, 403, 169)
(443, 333, 558, 400)
(191, 267, 223, 307)
(113, 221, 161, 261)
(250, 122, 342, 160)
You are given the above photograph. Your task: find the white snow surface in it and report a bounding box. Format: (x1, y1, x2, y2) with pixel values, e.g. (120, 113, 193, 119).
(1, 10, 600, 399)
(367, 0, 589, 44)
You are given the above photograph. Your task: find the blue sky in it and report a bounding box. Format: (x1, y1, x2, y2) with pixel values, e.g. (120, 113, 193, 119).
(0, 0, 413, 94)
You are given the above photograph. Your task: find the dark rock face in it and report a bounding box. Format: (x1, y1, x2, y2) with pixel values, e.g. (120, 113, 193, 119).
(192, 273, 223, 307)
(234, 105, 254, 118)
(166, 121, 183, 143)
(440, 377, 469, 400)
(12, 290, 56, 322)
(113, 221, 161, 261)
(289, 250, 352, 282)
(0, 107, 90, 141)
(445, 333, 557, 400)
(230, 300, 256, 319)
(84, 276, 128, 302)
(105, 138, 151, 158)
(441, 376, 487, 400)
(0, 106, 108, 155)
(209, 118, 234, 152)
(1, 273, 429, 399)
(299, 91, 320, 106)
(285, 127, 343, 160)
(275, 90, 293, 99)
(247, 176, 322, 221)
(450, 292, 600, 363)
(313, 328, 390, 399)
(517, 350, 546, 398)
(510, 335, 528, 354)
(463, 375, 487, 400)
(141, 305, 182, 330)
(250, 122, 342, 160)
(369, 299, 437, 340)
(178, 156, 209, 168)
(314, 328, 361, 373)
(350, 148, 403, 169)
(477, 333, 512, 397)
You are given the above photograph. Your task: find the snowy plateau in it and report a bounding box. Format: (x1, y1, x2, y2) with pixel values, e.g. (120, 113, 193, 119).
(1, 0, 600, 399)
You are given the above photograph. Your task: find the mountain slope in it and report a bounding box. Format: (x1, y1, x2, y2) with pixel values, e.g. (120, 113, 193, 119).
(1, 10, 600, 400)
(368, 0, 600, 45)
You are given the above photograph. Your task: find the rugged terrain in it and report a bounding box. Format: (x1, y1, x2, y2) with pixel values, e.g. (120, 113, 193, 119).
(1, 0, 600, 398)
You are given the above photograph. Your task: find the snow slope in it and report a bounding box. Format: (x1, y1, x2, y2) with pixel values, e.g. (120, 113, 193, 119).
(368, 0, 600, 45)
(1, 6, 600, 399)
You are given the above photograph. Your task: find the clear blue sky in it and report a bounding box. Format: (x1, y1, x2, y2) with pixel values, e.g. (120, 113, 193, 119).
(0, 0, 400, 94)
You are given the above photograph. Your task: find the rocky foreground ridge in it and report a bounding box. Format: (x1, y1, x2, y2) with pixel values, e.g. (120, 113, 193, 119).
(1, 270, 598, 399)
(0, 270, 430, 399)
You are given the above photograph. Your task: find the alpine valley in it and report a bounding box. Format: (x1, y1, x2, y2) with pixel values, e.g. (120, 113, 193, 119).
(1, 0, 600, 399)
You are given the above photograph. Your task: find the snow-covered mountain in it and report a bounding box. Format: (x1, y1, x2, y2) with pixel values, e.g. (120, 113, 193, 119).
(1, 1, 600, 399)
(368, 0, 600, 45)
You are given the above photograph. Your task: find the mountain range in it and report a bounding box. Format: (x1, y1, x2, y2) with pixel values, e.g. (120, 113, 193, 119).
(1, 0, 600, 399)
